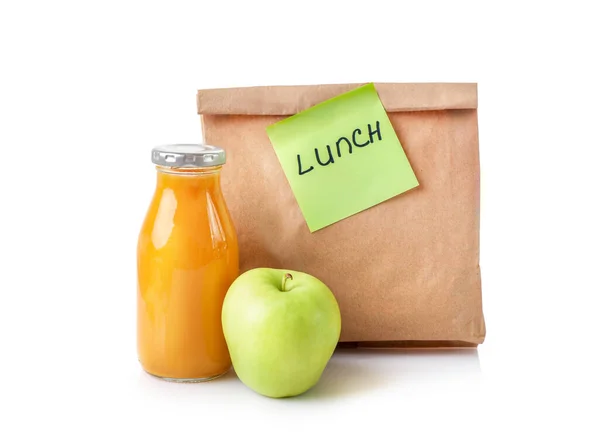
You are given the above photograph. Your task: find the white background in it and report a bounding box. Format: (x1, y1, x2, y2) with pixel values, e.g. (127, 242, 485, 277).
(1, 1, 599, 431)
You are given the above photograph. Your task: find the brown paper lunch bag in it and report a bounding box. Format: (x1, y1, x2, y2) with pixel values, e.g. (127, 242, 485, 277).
(197, 83, 485, 347)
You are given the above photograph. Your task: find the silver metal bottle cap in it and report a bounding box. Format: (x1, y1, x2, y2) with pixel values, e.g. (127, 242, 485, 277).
(151, 144, 226, 168)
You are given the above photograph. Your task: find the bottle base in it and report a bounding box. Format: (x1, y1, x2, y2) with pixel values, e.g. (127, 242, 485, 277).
(144, 368, 230, 383)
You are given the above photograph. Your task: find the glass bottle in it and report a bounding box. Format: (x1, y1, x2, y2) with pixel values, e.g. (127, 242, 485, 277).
(137, 144, 239, 382)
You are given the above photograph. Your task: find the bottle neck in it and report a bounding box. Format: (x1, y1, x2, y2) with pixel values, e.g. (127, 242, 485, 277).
(155, 165, 222, 191)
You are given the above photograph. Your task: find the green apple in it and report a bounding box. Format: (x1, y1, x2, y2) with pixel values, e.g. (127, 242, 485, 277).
(221, 268, 341, 398)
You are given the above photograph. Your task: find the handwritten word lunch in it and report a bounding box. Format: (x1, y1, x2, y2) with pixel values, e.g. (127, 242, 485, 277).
(296, 121, 382, 176)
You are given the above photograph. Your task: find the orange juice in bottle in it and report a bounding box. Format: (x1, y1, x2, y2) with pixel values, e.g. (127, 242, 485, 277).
(137, 144, 239, 381)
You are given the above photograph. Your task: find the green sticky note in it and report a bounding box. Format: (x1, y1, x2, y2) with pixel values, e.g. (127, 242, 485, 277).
(266, 83, 419, 232)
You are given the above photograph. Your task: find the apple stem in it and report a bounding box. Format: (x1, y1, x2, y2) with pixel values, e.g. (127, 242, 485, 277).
(281, 273, 293, 292)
